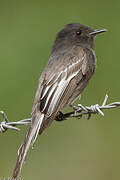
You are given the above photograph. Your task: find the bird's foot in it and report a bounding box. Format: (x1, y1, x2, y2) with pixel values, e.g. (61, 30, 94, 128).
(55, 111, 65, 121)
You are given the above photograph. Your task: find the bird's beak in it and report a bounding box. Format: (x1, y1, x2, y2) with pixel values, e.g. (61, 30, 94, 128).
(89, 29, 107, 36)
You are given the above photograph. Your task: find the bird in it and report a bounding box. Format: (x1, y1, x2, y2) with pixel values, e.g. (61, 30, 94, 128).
(12, 23, 106, 178)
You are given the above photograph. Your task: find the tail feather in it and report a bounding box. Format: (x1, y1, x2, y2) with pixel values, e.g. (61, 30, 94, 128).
(31, 114, 44, 147)
(12, 112, 44, 179)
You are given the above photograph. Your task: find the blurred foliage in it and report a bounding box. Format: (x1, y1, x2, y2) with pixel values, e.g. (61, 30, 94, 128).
(0, 0, 120, 179)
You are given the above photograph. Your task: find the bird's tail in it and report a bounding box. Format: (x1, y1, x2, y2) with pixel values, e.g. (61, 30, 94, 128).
(12, 112, 44, 179)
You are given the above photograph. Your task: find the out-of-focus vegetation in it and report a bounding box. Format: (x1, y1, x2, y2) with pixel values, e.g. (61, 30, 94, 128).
(0, 0, 120, 179)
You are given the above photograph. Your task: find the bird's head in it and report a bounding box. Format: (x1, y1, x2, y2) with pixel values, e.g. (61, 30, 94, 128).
(52, 23, 107, 52)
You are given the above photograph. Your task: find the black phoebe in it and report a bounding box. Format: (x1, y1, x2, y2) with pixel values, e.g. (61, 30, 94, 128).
(12, 23, 106, 178)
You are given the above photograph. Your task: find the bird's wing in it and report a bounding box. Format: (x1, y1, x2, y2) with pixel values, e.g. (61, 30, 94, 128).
(37, 46, 89, 117)
(12, 47, 94, 179)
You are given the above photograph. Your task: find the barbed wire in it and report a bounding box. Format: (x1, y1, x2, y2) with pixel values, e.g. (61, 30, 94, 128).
(0, 94, 120, 133)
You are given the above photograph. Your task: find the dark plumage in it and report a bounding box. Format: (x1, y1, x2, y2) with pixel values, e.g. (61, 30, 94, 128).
(12, 23, 106, 178)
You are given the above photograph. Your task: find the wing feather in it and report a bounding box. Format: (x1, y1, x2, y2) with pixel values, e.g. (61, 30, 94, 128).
(40, 52, 85, 116)
(47, 67, 80, 115)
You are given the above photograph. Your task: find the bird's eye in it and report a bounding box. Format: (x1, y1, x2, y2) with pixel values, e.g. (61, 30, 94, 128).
(76, 30, 82, 36)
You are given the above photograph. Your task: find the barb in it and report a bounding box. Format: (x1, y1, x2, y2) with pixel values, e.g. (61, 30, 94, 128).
(0, 116, 31, 133)
(0, 94, 120, 133)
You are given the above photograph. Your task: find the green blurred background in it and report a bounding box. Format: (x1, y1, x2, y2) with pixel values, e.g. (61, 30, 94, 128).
(0, 0, 120, 179)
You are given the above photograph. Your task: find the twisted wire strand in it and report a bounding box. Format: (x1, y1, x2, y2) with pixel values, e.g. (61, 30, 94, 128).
(0, 94, 120, 133)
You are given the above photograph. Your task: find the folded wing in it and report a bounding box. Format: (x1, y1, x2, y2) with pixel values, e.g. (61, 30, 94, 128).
(39, 47, 86, 117)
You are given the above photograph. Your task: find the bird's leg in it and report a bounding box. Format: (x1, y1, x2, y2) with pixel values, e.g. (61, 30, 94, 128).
(55, 111, 65, 121)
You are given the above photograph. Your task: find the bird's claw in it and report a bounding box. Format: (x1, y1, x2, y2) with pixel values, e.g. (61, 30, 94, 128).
(56, 111, 65, 121)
